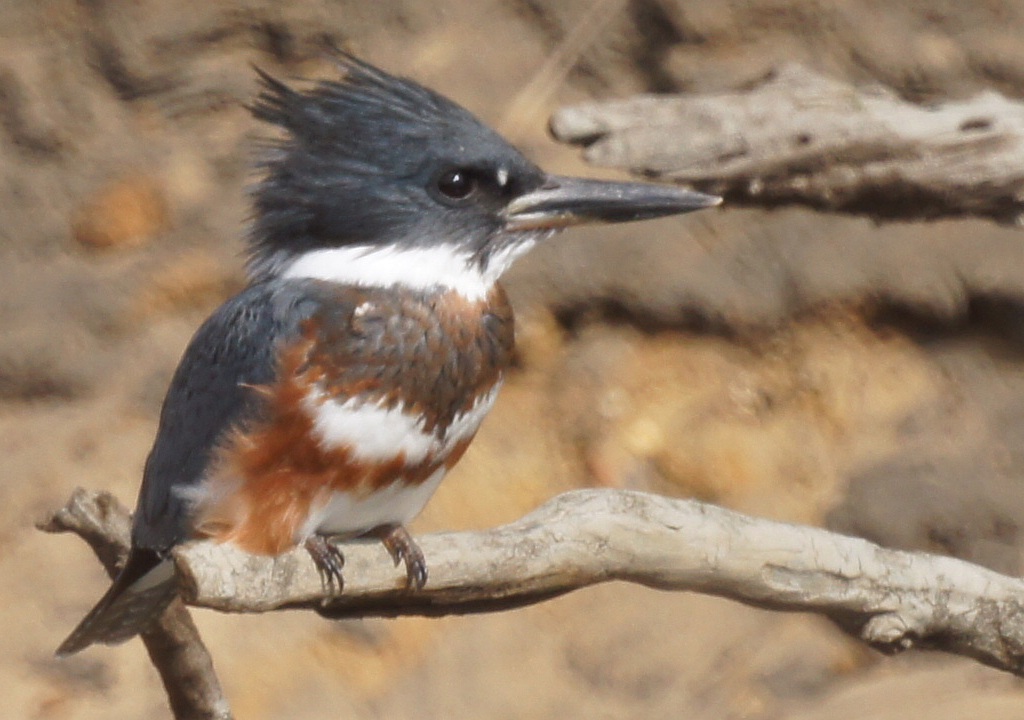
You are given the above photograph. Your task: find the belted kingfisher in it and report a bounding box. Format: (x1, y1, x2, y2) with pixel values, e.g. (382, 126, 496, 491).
(57, 54, 719, 655)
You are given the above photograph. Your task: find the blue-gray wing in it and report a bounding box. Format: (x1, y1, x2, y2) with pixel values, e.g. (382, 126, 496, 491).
(57, 279, 345, 656)
(130, 279, 327, 552)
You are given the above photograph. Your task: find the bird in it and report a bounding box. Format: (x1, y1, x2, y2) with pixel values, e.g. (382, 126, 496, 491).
(57, 53, 720, 655)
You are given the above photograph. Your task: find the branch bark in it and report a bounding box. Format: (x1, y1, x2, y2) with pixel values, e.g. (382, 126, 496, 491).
(39, 488, 232, 720)
(176, 488, 1024, 676)
(45, 485, 1024, 707)
(550, 64, 1024, 224)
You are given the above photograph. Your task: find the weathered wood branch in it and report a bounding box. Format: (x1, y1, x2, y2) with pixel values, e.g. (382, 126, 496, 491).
(177, 488, 1024, 675)
(46, 486, 1024, 691)
(551, 64, 1024, 223)
(38, 489, 232, 720)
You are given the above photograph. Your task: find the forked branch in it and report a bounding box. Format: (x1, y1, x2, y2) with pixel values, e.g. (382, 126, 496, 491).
(43, 485, 1024, 720)
(39, 489, 231, 720)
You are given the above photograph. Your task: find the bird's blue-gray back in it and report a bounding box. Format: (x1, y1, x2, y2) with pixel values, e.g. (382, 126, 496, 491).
(131, 280, 328, 551)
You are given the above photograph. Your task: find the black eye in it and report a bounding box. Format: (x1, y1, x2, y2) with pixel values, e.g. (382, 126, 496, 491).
(436, 168, 477, 201)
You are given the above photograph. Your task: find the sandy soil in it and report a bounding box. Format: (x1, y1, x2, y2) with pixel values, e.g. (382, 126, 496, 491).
(5, 1, 1024, 718)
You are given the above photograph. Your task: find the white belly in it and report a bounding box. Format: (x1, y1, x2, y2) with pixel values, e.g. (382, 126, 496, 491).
(295, 382, 502, 541)
(300, 467, 447, 539)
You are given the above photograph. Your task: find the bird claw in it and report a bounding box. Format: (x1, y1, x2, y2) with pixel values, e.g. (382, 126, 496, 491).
(305, 535, 345, 594)
(371, 524, 427, 590)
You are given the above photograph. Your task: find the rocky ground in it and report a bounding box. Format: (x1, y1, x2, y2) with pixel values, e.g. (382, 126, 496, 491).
(5, 1, 1024, 718)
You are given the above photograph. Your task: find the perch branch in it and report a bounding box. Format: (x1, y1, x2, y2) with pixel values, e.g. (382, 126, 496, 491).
(550, 64, 1024, 223)
(176, 488, 1024, 676)
(47, 487, 1024, 687)
(38, 488, 232, 720)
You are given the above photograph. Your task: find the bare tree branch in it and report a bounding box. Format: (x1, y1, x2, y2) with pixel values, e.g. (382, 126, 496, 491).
(38, 489, 232, 720)
(550, 64, 1024, 224)
(45, 485, 1024, 702)
(176, 488, 1024, 676)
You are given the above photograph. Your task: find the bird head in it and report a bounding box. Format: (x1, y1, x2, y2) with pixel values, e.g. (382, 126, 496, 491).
(247, 54, 719, 293)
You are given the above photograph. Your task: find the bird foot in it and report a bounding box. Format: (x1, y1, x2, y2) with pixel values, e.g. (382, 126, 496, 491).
(305, 535, 345, 594)
(368, 524, 427, 590)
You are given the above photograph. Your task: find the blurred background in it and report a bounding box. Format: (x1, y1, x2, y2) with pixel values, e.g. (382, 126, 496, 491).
(5, 1, 1024, 718)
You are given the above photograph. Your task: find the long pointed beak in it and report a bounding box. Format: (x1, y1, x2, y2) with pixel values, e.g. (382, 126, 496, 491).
(503, 175, 720, 231)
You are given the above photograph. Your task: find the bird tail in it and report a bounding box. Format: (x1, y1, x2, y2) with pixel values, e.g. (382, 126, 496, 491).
(57, 548, 178, 656)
